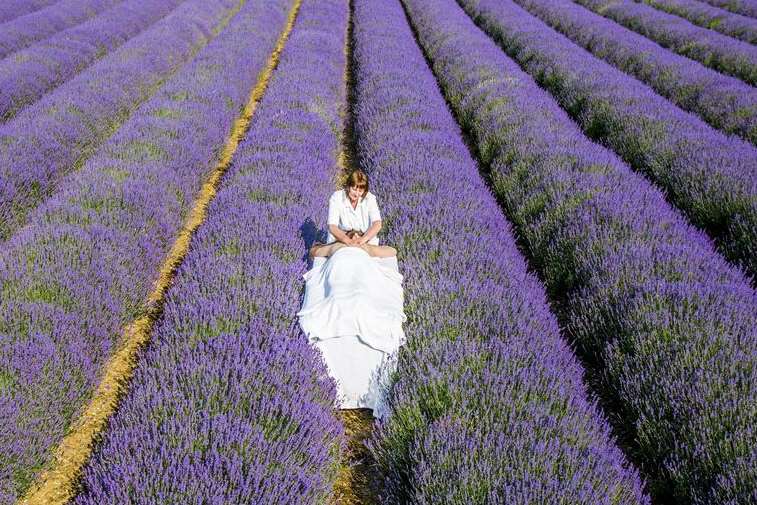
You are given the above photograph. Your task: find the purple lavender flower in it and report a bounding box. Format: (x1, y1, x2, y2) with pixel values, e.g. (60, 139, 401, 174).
(352, 0, 648, 502)
(576, 0, 757, 84)
(0, 0, 186, 122)
(0, 0, 124, 60)
(0, 0, 292, 500)
(459, 0, 757, 280)
(0, 0, 240, 242)
(75, 1, 347, 502)
(404, 0, 757, 502)
(510, 0, 756, 145)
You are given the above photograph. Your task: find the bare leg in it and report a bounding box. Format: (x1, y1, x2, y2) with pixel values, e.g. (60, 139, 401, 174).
(360, 244, 397, 258)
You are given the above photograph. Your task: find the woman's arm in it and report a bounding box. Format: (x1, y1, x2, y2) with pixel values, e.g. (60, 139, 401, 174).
(327, 191, 357, 245)
(359, 193, 382, 245)
(357, 220, 381, 245)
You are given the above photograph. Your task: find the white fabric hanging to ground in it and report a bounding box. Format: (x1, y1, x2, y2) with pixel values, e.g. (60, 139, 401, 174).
(297, 247, 406, 418)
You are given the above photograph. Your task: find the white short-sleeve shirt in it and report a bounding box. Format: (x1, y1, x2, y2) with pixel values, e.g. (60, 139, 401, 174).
(327, 189, 381, 245)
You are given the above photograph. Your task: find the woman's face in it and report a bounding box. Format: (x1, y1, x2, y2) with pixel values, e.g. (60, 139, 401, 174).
(347, 185, 365, 204)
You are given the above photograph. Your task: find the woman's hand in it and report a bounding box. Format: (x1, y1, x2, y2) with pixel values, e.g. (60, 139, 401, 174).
(345, 230, 364, 246)
(331, 225, 359, 246)
(347, 235, 361, 246)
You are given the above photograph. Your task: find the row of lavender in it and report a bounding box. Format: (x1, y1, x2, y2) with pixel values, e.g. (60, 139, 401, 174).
(699, 0, 757, 17)
(350, 0, 650, 502)
(0, 0, 187, 122)
(0, 0, 58, 24)
(576, 0, 757, 85)
(457, 0, 757, 281)
(0, 0, 239, 242)
(0, 0, 293, 500)
(509, 0, 756, 145)
(73, 0, 348, 501)
(0, 0, 122, 59)
(641, 0, 757, 43)
(702, 0, 757, 18)
(406, 0, 756, 503)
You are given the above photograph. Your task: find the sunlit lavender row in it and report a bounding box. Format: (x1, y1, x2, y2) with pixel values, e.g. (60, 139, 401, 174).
(0, 0, 239, 242)
(75, 0, 348, 501)
(511, 0, 757, 145)
(699, 0, 757, 18)
(641, 0, 757, 43)
(0, 0, 289, 500)
(0, 0, 185, 122)
(403, 0, 756, 502)
(576, 0, 757, 85)
(0, 0, 123, 59)
(459, 0, 757, 280)
(352, 0, 648, 502)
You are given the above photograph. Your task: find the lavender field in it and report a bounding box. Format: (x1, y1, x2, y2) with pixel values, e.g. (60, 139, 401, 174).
(0, 0, 754, 504)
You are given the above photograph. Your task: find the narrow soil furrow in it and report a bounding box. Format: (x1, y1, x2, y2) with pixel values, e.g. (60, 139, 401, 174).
(332, 410, 380, 505)
(329, 3, 381, 503)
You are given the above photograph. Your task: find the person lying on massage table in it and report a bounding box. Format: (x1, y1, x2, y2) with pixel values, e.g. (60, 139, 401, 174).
(310, 230, 397, 258)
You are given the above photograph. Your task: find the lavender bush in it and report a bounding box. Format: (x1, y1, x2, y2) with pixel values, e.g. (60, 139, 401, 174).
(0, 0, 123, 60)
(0, 0, 240, 242)
(0, 0, 292, 501)
(403, 0, 757, 502)
(352, 0, 648, 502)
(639, 0, 757, 43)
(699, 0, 757, 17)
(75, 0, 348, 502)
(459, 0, 757, 281)
(0, 0, 185, 122)
(575, 0, 757, 84)
(510, 0, 756, 145)
(0, 0, 59, 24)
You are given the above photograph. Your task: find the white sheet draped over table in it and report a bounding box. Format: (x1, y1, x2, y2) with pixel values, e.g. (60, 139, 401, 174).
(297, 246, 406, 418)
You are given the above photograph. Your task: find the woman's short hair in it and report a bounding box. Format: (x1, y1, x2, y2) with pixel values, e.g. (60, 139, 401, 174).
(344, 169, 369, 194)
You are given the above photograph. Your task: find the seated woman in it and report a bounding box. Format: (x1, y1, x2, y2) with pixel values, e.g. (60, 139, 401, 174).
(309, 169, 397, 259)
